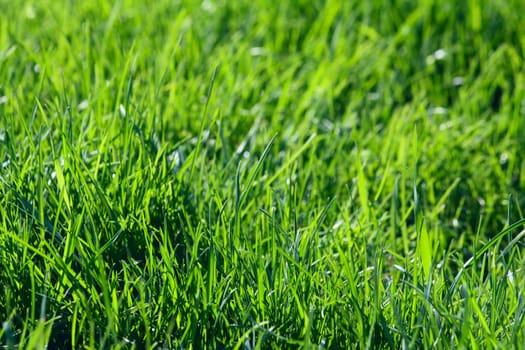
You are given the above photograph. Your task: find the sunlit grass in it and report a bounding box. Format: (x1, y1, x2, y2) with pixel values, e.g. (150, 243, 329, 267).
(1, 0, 525, 348)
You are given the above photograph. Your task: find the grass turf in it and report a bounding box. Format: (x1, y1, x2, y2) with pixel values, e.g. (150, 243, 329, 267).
(1, 0, 525, 348)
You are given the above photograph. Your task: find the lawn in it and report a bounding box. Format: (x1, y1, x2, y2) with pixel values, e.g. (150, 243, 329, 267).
(1, 0, 525, 348)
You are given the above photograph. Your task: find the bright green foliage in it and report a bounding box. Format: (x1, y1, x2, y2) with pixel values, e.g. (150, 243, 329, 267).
(1, 0, 525, 348)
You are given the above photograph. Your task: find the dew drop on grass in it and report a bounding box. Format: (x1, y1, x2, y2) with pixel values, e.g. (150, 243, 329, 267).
(428, 106, 448, 116)
(78, 100, 89, 111)
(433, 49, 447, 60)
(439, 121, 454, 131)
(201, 0, 217, 13)
(332, 219, 344, 230)
(499, 152, 509, 165)
(250, 47, 266, 56)
(425, 49, 447, 65)
(119, 104, 126, 117)
(452, 76, 464, 86)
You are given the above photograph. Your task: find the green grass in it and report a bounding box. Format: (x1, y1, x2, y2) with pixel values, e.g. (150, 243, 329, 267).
(1, 0, 525, 348)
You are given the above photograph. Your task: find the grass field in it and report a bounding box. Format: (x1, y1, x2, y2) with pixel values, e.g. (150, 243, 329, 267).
(1, 0, 525, 348)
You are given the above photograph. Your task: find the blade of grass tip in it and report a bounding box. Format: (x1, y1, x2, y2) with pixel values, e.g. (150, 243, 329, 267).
(411, 125, 434, 282)
(232, 160, 242, 258)
(39, 271, 48, 320)
(507, 193, 512, 226)
(71, 144, 119, 225)
(500, 229, 525, 257)
(239, 135, 276, 209)
(125, 58, 136, 110)
(312, 197, 336, 236)
(112, 43, 137, 116)
(412, 124, 419, 224)
(233, 321, 270, 350)
(266, 133, 317, 185)
(432, 177, 461, 216)
(54, 158, 71, 214)
(235, 160, 241, 215)
(417, 221, 432, 282)
(390, 174, 400, 252)
(0, 175, 64, 243)
(448, 218, 525, 300)
(7, 230, 86, 290)
(463, 218, 525, 269)
(511, 293, 525, 340)
(356, 149, 369, 221)
(188, 66, 218, 183)
(88, 228, 125, 267)
(60, 74, 73, 143)
(373, 158, 391, 202)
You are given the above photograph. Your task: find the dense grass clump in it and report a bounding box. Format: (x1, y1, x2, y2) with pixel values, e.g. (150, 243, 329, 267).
(1, 0, 525, 348)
